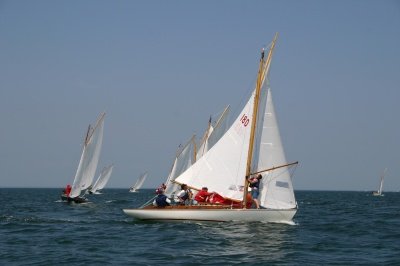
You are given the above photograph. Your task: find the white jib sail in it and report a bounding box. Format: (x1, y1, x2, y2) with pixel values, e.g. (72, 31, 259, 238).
(175, 93, 255, 201)
(90, 164, 114, 193)
(253, 88, 296, 209)
(164, 138, 195, 197)
(69, 113, 105, 198)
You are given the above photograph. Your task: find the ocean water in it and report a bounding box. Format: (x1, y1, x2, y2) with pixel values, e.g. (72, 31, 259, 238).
(1, 189, 399, 265)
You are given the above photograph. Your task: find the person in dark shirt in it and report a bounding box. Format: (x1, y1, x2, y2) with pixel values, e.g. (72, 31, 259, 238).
(248, 174, 263, 209)
(153, 188, 171, 207)
(175, 184, 192, 205)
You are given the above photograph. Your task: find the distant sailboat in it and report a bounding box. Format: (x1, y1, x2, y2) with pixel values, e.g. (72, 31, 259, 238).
(89, 164, 114, 194)
(61, 113, 105, 203)
(129, 172, 148, 193)
(373, 168, 387, 196)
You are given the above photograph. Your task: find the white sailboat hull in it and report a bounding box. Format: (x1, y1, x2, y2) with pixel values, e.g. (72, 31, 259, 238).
(123, 207, 297, 223)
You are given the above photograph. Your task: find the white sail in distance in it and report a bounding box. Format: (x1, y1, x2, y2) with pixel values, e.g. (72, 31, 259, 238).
(69, 113, 105, 198)
(90, 164, 114, 194)
(131, 172, 148, 191)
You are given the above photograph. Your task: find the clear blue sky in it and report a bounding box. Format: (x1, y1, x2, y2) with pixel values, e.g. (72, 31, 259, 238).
(1, 0, 399, 191)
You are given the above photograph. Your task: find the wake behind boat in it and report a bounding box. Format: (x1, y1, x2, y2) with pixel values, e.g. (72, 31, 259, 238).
(123, 33, 299, 223)
(61, 113, 105, 203)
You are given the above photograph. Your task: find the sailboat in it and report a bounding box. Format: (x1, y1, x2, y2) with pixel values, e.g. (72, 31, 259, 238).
(61, 113, 105, 203)
(123, 34, 299, 222)
(88, 164, 114, 194)
(373, 168, 387, 196)
(129, 172, 148, 193)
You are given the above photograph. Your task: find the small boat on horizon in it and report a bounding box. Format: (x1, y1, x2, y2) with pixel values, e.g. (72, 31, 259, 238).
(129, 172, 148, 193)
(372, 168, 387, 196)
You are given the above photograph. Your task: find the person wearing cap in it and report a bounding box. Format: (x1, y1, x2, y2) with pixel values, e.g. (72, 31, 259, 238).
(153, 188, 171, 208)
(194, 187, 212, 203)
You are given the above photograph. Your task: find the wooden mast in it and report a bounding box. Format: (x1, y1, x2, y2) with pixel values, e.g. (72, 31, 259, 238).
(192, 134, 197, 162)
(198, 116, 212, 158)
(243, 33, 278, 208)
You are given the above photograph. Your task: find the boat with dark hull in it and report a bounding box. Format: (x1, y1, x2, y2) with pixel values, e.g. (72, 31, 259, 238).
(60, 194, 88, 203)
(61, 113, 105, 204)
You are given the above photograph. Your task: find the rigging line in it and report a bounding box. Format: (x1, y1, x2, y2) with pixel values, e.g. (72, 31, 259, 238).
(289, 164, 298, 180)
(140, 195, 157, 208)
(261, 164, 298, 189)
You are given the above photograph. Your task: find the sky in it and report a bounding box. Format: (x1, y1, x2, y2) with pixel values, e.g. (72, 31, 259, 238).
(0, 0, 399, 191)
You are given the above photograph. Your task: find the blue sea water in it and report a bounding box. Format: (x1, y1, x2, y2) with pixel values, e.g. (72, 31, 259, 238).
(1, 189, 399, 265)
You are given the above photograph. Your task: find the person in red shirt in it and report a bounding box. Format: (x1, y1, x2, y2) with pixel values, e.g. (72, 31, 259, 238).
(194, 187, 212, 203)
(65, 184, 72, 197)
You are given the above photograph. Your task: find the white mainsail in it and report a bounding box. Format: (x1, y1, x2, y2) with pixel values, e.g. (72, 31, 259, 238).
(90, 164, 114, 194)
(130, 172, 148, 192)
(175, 93, 255, 200)
(69, 113, 105, 198)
